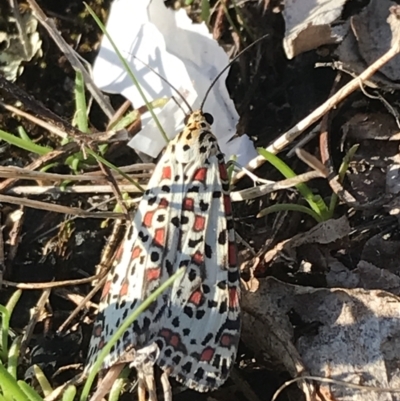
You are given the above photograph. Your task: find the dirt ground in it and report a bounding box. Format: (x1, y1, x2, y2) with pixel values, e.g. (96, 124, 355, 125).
(1, 1, 400, 401)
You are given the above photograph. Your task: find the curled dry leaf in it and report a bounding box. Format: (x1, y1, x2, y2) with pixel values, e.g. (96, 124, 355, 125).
(0, 12, 42, 82)
(352, 0, 400, 82)
(242, 277, 400, 401)
(262, 216, 350, 265)
(336, 0, 400, 89)
(282, 0, 350, 59)
(327, 259, 400, 296)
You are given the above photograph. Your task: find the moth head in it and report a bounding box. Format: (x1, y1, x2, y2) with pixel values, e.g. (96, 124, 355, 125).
(185, 110, 214, 127)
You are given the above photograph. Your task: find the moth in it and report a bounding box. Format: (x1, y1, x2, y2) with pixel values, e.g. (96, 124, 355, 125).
(85, 34, 267, 401)
(85, 109, 240, 400)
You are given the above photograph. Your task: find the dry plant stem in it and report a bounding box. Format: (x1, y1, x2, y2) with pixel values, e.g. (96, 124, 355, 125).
(36, 196, 122, 241)
(95, 218, 125, 280)
(3, 273, 105, 290)
(96, 159, 129, 216)
(89, 365, 125, 401)
(0, 142, 79, 192)
(54, 287, 98, 311)
(230, 170, 324, 202)
(295, 149, 329, 176)
(295, 148, 360, 205)
(107, 100, 132, 130)
(0, 167, 106, 182)
(232, 12, 400, 184)
(20, 288, 51, 358)
(319, 72, 344, 166)
(0, 78, 85, 141)
(1, 102, 71, 140)
(88, 163, 155, 175)
(8, 185, 146, 196)
(0, 165, 153, 182)
(57, 276, 107, 333)
(6, 206, 25, 275)
(27, 0, 116, 120)
(45, 374, 84, 401)
(0, 194, 124, 219)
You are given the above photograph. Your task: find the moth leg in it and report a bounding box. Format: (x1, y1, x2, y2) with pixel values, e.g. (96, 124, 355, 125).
(144, 371, 157, 401)
(131, 343, 160, 401)
(160, 368, 172, 401)
(137, 370, 147, 401)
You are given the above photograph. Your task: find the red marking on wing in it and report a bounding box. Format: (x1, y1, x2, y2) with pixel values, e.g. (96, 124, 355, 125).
(160, 328, 172, 341)
(101, 280, 111, 300)
(98, 338, 105, 350)
(192, 251, 204, 265)
(160, 329, 181, 349)
(220, 334, 234, 347)
(93, 323, 103, 337)
(183, 197, 194, 211)
(131, 246, 141, 259)
(193, 215, 205, 231)
(119, 279, 129, 297)
(158, 198, 169, 208)
(228, 242, 237, 267)
(170, 334, 181, 349)
(115, 244, 123, 261)
(161, 166, 171, 180)
(229, 288, 239, 308)
(224, 194, 232, 215)
(193, 167, 207, 183)
(154, 228, 165, 247)
(218, 162, 228, 181)
(143, 211, 155, 227)
(200, 347, 215, 362)
(146, 267, 161, 281)
(189, 290, 203, 306)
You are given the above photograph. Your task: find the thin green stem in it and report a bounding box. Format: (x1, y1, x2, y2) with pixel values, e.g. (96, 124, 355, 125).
(258, 203, 322, 223)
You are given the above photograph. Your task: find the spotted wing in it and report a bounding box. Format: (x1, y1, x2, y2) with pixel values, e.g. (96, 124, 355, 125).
(153, 129, 241, 392)
(85, 147, 184, 371)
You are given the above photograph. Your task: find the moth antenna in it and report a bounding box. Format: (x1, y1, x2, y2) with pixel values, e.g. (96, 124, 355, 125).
(132, 55, 193, 114)
(200, 34, 269, 112)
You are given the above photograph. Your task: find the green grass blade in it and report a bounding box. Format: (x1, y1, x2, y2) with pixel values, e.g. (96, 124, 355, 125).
(6, 291, 22, 317)
(33, 365, 53, 396)
(0, 130, 52, 156)
(80, 267, 185, 401)
(74, 70, 89, 133)
(61, 385, 76, 401)
(1, 291, 22, 363)
(201, 0, 210, 22)
(0, 306, 9, 362)
(0, 365, 29, 401)
(84, 3, 168, 144)
(17, 381, 44, 401)
(108, 377, 126, 401)
(7, 336, 22, 378)
(257, 148, 329, 220)
(257, 203, 322, 222)
(17, 126, 32, 142)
